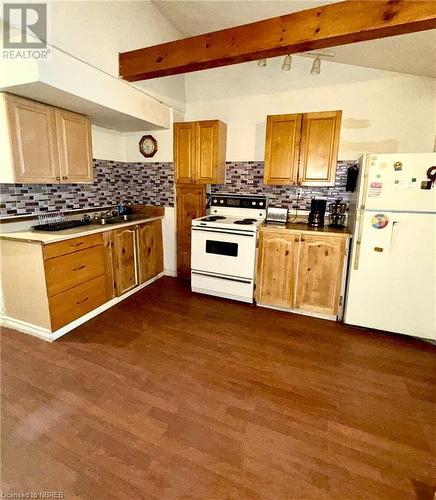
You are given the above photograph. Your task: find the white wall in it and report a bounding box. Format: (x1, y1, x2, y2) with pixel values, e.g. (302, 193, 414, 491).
(184, 56, 436, 161)
(49, 0, 186, 112)
(92, 126, 126, 162)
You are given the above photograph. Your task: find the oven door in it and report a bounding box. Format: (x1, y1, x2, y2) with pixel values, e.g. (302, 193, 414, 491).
(191, 227, 257, 279)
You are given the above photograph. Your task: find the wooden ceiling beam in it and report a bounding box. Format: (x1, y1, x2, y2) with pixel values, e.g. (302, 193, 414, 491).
(119, 0, 436, 81)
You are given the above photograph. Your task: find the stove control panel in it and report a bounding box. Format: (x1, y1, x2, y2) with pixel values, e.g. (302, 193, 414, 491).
(211, 195, 267, 209)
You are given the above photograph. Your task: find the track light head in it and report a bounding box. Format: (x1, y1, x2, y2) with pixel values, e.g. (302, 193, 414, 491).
(311, 57, 321, 75)
(282, 54, 292, 71)
(258, 59, 267, 67)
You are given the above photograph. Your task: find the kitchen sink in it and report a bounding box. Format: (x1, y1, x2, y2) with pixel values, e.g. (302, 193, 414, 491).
(93, 214, 147, 225)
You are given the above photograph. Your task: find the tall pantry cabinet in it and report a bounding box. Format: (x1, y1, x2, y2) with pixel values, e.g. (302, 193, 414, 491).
(174, 120, 227, 279)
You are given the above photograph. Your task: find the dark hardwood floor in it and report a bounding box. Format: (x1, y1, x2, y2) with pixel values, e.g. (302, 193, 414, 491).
(1, 277, 435, 499)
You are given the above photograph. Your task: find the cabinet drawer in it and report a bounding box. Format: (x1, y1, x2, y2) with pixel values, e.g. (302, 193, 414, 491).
(45, 245, 105, 297)
(49, 275, 107, 331)
(43, 233, 103, 260)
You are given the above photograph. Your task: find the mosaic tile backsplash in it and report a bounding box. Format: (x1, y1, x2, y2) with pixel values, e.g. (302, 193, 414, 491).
(0, 159, 355, 217)
(0, 160, 174, 217)
(211, 160, 354, 210)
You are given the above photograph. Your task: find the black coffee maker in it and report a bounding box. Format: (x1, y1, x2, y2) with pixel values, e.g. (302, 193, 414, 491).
(308, 198, 327, 227)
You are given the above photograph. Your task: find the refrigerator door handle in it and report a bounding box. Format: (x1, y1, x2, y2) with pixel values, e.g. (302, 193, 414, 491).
(353, 210, 364, 270)
(389, 221, 400, 253)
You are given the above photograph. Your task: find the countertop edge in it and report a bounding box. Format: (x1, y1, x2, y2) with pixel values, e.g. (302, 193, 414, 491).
(0, 216, 163, 245)
(260, 222, 352, 237)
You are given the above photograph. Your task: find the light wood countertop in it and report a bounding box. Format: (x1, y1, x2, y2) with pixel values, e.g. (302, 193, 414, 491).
(260, 221, 351, 237)
(0, 215, 163, 245)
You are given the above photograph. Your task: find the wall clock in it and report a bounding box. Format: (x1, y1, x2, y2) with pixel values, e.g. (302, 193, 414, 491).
(139, 135, 158, 158)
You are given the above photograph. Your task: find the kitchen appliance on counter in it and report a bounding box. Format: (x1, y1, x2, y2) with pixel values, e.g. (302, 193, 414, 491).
(308, 198, 327, 227)
(191, 194, 267, 303)
(266, 206, 288, 224)
(344, 153, 436, 340)
(328, 198, 347, 228)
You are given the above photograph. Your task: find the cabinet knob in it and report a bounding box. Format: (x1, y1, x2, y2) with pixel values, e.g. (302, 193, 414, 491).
(294, 238, 299, 242)
(301, 237, 305, 242)
(56, 176, 61, 181)
(62, 176, 68, 180)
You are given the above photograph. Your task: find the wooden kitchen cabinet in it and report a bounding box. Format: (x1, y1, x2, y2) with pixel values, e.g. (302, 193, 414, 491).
(55, 108, 93, 183)
(174, 122, 197, 183)
(264, 114, 302, 185)
(4, 93, 59, 183)
(295, 235, 345, 316)
(137, 219, 164, 284)
(263, 110, 342, 187)
(298, 111, 342, 186)
(1, 93, 93, 184)
(176, 184, 206, 279)
(256, 228, 348, 319)
(174, 120, 226, 184)
(1, 217, 164, 337)
(112, 227, 138, 296)
(256, 230, 299, 308)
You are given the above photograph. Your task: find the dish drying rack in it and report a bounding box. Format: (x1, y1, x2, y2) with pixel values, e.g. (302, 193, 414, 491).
(32, 211, 91, 231)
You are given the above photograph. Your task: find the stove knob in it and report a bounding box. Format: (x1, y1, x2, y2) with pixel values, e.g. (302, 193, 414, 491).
(220, 199, 224, 204)
(259, 201, 264, 207)
(252, 201, 256, 206)
(213, 199, 218, 204)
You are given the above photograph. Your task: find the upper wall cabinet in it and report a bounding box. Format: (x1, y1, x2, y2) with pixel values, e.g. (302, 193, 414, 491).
(264, 114, 302, 185)
(1, 93, 93, 184)
(174, 120, 227, 184)
(264, 110, 342, 187)
(55, 109, 93, 183)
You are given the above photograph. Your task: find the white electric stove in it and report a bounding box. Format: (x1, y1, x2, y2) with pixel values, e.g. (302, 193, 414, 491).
(191, 194, 267, 303)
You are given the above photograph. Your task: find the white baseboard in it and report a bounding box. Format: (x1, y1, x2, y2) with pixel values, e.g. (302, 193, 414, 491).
(164, 269, 177, 277)
(0, 317, 52, 341)
(1, 272, 164, 342)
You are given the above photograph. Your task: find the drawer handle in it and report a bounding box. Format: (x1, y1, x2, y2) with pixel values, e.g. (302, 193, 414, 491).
(76, 297, 89, 305)
(73, 265, 86, 271)
(71, 242, 84, 247)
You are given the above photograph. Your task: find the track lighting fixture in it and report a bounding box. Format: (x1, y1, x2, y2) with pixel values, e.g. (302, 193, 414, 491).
(258, 59, 267, 67)
(282, 54, 292, 71)
(311, 56, 321, 75)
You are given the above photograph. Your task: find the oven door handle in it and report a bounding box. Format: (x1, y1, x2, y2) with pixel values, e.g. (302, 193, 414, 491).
(192, 270, 252, 284)
(192, 227, 255, 237)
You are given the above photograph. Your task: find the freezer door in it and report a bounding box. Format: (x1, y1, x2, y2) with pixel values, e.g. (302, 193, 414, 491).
(344, 210, 436, 339)
(362, 153, 436, 212)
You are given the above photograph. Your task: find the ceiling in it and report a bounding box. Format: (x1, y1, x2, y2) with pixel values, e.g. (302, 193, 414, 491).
(152, 0, 436, 78)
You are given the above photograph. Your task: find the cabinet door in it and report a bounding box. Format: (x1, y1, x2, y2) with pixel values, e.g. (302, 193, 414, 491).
(264, 114, 302, 185)
(112, 227, 138, 296)
(176, 184, 206, 279)
(298, 110, 342, 187)
(6, 94, 59, 183)
(295, 235, 345, 316)
(137, 220, 164, 284)
(196, 120, 226, 184)
(56, 109, 93, 183)
(256, 231, 299, 308)
(174, 122, 197, 183)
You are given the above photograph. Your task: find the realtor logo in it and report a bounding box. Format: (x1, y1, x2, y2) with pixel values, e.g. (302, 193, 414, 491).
(3, 3, 47, 48)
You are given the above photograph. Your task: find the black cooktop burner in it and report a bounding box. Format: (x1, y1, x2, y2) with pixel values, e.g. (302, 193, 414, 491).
(202, 215, 226, 222)
(233, 218, 257, 225)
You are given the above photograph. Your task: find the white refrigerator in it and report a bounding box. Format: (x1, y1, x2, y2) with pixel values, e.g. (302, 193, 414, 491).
(344, 153, 436, 340)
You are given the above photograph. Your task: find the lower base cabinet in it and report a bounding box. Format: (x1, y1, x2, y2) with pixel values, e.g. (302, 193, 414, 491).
(110, 220, 164, 296)
(0, 218, 164, 336)
(112, 226, 139, 296)
(256, 228, 348, 319)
